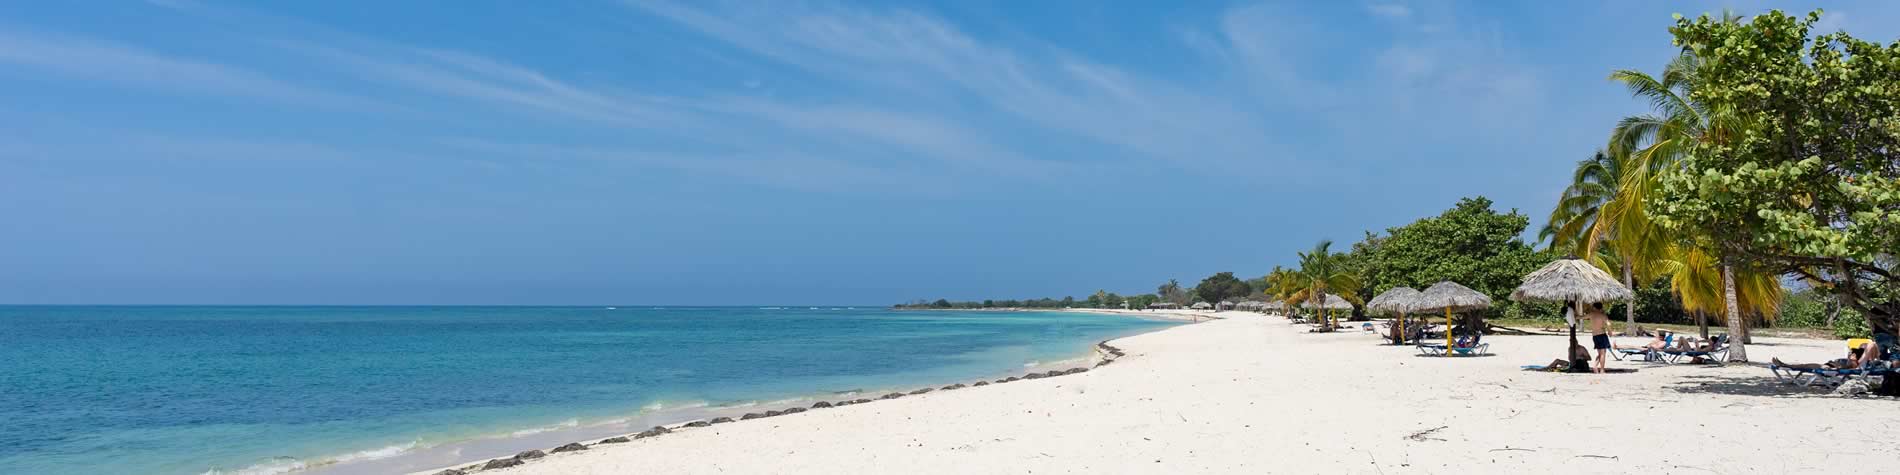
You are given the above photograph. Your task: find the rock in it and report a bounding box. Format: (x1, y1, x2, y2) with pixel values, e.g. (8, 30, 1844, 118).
(635, 426, 672, 439)
(812, 401, 833, 409)
(1044, 370, 1065, 377)
(598, 436, 630, 444)
(853, 398, 872, 404)
(1024, 372, 1046, 380)
(764, 410, 784, 417)
(482, 457, 524, 470)
(973, 381, 990, 386)
(515, 449, 547, 460)
(1005, 376, 1021, 382)
(1066, 367, 1088, 374)
(433, 470, 466, 475)
(551, 442, 587, 453)
(833, 400, 856, 407)
(710, 416, 735, 424)
(683, 420, 712, 428)
(941, 383, 965, 390)
(783, 407, 806, 414)
(908, 388, 932, 395)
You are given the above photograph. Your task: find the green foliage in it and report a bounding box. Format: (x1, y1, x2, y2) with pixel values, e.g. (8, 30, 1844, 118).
(1357, 197, 1555, 317)
(1194, 272, 1252, 305)
(1778, 290, 1830, 328)
(1156, 279, 1189, 305)
(1652, 9, 1900, 334)
(1127, 294, 1160, 309)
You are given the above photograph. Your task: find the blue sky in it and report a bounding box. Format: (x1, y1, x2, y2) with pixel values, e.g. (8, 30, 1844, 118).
(1, 1, 1894, 305)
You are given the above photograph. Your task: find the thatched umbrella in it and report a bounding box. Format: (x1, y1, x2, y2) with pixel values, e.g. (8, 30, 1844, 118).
(1262, 300, 1287, 316)
(1512, 258, 1635, 368)
(1412, 281, 1492, 356)
(1302, 294, 1354, 329)
(1322, 293, 1354, 310)
(1367, 287, 1421, 344)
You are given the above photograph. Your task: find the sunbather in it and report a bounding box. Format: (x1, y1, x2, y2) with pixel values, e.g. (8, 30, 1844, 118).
(1537, 339, 1595, 372)
(1616, 331, 1671, 351)
(1773, 339, 1880, 370)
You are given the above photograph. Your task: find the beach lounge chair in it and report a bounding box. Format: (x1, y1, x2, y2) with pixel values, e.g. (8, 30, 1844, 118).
(1770, 363, 1879, 387)
(1771, 336, 1900, 386)
(1417, 334, 1489, 357)
(1659, 335, 1728, 364)
(1611, 333, 1674, 362)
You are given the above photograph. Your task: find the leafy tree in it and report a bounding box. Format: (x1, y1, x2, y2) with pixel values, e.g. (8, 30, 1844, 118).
(1157, 279, 1189, 305)
(1651, 10, 1900, 344)
(1104, 292, 1126, 309)
(1128, 293, 1160, 309)
(1358, 197, 1553, 316)
(1194, 272, 1251, 306)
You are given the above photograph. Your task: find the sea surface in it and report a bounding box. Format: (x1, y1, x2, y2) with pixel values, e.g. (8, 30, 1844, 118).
(0, 306, 1177, 475)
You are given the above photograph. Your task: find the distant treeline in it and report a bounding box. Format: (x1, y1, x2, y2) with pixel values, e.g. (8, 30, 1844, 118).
(892, 272, 1265, 310)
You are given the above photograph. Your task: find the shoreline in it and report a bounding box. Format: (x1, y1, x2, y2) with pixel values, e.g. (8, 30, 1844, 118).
(402, 315, 1197, 475)
(275, 311, 1185, 475)
(420, 311, 1900, 474)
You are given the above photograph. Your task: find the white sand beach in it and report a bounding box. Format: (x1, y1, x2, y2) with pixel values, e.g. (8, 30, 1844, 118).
(431, 311, 1899, 474)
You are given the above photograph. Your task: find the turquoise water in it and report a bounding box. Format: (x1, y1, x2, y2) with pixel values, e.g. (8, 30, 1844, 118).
(0, 306, 1175, 475)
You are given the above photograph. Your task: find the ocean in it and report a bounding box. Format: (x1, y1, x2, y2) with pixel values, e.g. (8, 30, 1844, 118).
(0, 306, 1177, 475)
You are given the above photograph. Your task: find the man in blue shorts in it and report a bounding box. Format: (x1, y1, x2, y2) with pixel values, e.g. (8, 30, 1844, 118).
(1585, 302, 1612, 374)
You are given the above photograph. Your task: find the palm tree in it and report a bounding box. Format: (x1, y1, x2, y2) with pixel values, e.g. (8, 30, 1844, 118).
(1264, 266, 1302, 317)
(1665, 246, 1783, 341)
(1285, 240, 1361, 332)
(1157, 279, 1185, 305)
(1604, 44, 1774, 361)
(1540, 149, 1666, 336)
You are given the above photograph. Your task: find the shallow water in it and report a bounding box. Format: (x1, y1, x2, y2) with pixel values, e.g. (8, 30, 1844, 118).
(0, 306, 1175, 474)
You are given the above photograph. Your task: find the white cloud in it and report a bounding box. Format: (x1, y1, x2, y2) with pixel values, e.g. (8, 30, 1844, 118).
(0, 30, 377, 109)
(1367, 3, 1413, 19)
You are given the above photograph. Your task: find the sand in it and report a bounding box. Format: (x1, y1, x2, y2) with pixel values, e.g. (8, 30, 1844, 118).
(427, 311, 1900, 474)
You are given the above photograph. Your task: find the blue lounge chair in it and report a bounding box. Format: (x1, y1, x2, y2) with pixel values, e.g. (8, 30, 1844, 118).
(1417, 334, 1489, 357)
(1612, 333, 1674, 362)
(1770, 364, 1879, 386)
(1659, 335, 1728, 364)
(1770, 335, 1900, 386)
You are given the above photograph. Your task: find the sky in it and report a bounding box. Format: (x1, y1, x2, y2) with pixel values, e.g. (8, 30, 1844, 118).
(1, 1, 1895, 305)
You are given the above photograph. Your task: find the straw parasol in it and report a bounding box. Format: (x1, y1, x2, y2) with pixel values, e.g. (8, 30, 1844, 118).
(1299, 294, 1355, 330)
(1262, 300, 1287, 315)
(1511, 259, 1634, 303)
(1321, 293, 1354, 310)
(1367, 287, 1420, 314)
(1412, 281, 1492, 356)
(1367, 287, 1421, 344)
(1512, 258, 1635, 369)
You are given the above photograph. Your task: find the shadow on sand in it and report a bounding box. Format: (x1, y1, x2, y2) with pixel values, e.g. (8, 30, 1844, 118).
(1661, 370, 1900, 400)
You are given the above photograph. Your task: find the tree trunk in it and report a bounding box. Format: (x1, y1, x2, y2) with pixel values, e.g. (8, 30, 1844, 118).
(1721, 262, 1748, 362)
(1622, 261, 1637, 336)
(1696, 312, 1709, 340)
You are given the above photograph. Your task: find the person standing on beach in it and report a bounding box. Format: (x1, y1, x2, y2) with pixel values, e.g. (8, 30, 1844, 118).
(1585, 303, 1612, 374)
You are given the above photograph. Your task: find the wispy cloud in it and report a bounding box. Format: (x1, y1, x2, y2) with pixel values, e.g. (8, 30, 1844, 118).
(0, 29, 378, 109)
(1367, 3, 1413, 19)
(4, 1, 1551, 194)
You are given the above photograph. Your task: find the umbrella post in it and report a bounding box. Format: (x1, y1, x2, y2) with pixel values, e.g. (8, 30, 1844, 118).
(1445, 307, 1453, 356)
(1397, 313, 1406, 345)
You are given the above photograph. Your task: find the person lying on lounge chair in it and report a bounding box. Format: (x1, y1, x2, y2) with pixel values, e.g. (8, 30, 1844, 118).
(1616, 331, 1672, 351)
(1773, 339, 1882, 370)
